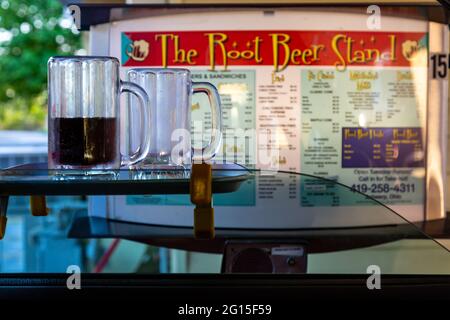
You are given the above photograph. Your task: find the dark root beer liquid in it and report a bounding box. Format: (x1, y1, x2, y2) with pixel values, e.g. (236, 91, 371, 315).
(49, 117, 117, 166)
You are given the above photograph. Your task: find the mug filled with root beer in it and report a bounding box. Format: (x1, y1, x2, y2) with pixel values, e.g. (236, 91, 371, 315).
(47, 56, 151, 173)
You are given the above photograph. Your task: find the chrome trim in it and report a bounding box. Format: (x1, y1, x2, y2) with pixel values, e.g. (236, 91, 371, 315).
(426, 22, 448, 220)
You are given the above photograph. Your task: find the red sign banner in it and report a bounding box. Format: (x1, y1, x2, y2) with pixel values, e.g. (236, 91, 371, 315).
(121, 30, 427, 71)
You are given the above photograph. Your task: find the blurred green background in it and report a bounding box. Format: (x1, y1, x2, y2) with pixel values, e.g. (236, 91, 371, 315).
(0, 0, 81, 130)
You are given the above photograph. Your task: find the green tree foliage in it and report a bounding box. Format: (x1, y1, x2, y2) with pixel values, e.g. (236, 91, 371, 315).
(0, 0, 81, 130)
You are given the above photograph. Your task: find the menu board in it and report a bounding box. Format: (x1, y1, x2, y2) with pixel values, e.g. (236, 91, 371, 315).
(102, 9, 435, 227)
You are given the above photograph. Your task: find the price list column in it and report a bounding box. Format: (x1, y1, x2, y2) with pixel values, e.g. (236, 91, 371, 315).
(256, 69, 301, 171)
(300, 69, 340, 176)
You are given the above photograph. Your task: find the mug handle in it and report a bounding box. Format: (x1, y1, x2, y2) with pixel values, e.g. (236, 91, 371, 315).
(192, 82, 222, 163)
(120, 80, 151, 167)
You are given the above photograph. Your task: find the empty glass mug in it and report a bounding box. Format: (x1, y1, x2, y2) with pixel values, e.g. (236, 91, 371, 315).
(48, 56, 151, 172)
(127, 68, 222, 167)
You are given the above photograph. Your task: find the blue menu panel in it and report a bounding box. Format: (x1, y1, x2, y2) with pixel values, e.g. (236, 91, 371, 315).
(342, 127, 424, 168)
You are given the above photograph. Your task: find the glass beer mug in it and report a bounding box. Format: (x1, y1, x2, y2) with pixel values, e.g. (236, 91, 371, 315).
(127, 68, 222, 167)
(48, 56, 151, 172)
